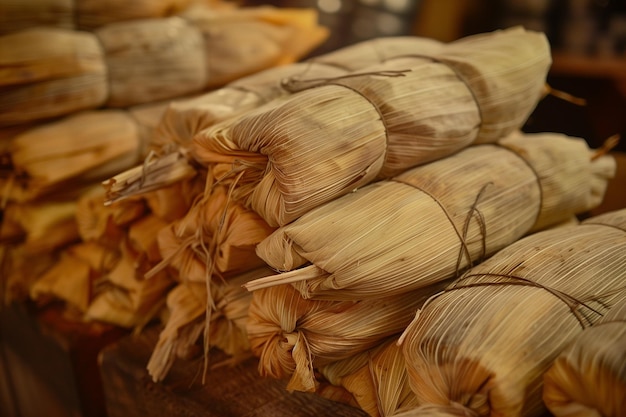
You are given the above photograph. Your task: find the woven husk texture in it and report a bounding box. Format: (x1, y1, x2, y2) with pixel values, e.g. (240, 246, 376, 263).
(248, 132, 615, 300)
(0, 4, 328, 126)
(0, 0, 193, 34)
(193, 27, 551, 227)
(397, 208, 626, 417)
(542, 214, 626, 417)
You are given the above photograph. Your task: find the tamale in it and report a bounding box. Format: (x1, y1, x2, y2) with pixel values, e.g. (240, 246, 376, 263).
(0, 0, 73, 35)
(193, 27, 550, 226)
(180, 5, 329, 89)
(84, 238, 175, 328)
(147, 267, 272, 383)
(106, 36, 444, 204)
(247, 132, 615, 300)
(397, 209, 626, 417)
(75, 0, 193, 29)
(8, 110, 143, 201)
(0, 27, 107, 126)
(30, 241, 118, 312)
(245, 282, 443, 393)
(543, 223, 626, 417)
(1, 244, 57, 303)
(76, 186, 147, 246)
(0, 0, 192, 34)
(319, 337, 418, 417)
(153, 185, 275, 283)
(95, 17, 206, 108)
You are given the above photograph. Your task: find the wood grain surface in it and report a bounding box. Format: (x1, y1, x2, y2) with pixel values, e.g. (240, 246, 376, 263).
(100, 326, 368, 417)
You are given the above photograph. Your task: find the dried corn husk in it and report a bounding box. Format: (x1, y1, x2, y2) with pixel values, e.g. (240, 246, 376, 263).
(75, 0, 193, 29)
(397, 209, 626, 417)
(84, 241, 175, 328)
(0, 0, 73, 35)
(0, 3, 327, 126)
(30, 241, 118, 312)
(319, 337, 418, 417)
(193, 26, 550, 227)
(0, 0, 192, 34)
(76, 186, 147, 246)
(543, 218, 626, 417)
(95, 17, 206, 108)
(247, 132, 615, 300)
(0, 27, 107, 126)
(246, 282, 444, 393)
(105, 36, 444, 204)
(6, 110, 143, 201)
(1, 244, 57, 303)
(147, 266, 272, 382)
(153, 184, 275, 284)
(180, 5, 329, 89)
(3, 199, 80, 254)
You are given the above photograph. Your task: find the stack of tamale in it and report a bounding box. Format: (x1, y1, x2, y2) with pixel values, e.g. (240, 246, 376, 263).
(0, 1, 328, 320)
(0, 1, 328, 126)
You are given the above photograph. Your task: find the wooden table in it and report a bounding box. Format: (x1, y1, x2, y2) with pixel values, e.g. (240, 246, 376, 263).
(99, 327, 368, 417)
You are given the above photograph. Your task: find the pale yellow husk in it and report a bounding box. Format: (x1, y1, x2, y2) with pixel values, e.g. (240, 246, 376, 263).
(245, 281, 445, 393)
(0, 0, 193, 34)
(75, 0, 193, 29)
(153, 184, 275, 283)
(319, 337, 418, 417)
(543, 217, 626, 417)
(397, 208, 626, 417)
(0, 27, 107, 126)
(247, 131, 615, 300)
(147, 266, 273, 383)
(108, 36, 444, 205)
(193, 26, 550, 227)
(7, 110, 143, 201)
(180, 4, 330, 89)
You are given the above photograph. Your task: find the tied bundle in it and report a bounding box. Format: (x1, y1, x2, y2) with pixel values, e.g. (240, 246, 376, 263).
(192, 26, 551, 227)
(542, 217, 626, 417)
(397, 209, 626, 417)
(318, 338, 417, 417)
(105, 35, 445, 205)
(246, 131, 615, 300)
(0, 3, 328, 126)
(0, 0, 193, 34)
(245, 282, 444, 393)
(146, 267, 273, 383)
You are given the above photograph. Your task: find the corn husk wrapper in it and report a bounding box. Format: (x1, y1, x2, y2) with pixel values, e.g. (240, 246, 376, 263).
(0, 27, 107, 126)
(84, 253, 174, 329)
(95, 17, 206, 108)
(246, 282, 444, 393)
(542, 210, 626, 417)
(6, 110, 143, 201)
(0, 0, 192, 34)
(192, 27, 550, 227)
(180, 5, 329, 89)
(147, 266, 273, 382)
(0, 0, 74, 35)
(153, 184, 275, 284)
(247, 132, 615, 300)
(1, 244, 58, 303)
(3, 199, 80, 254)
(76, 186, 147, 246)
(75, 0, 193, 29)
(397, 209, 626, 417)
(153, 35, 444, 149)
(30, 241, 118, 312)
(105, 36, 444, 205)
(319, 337, 418, 417)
